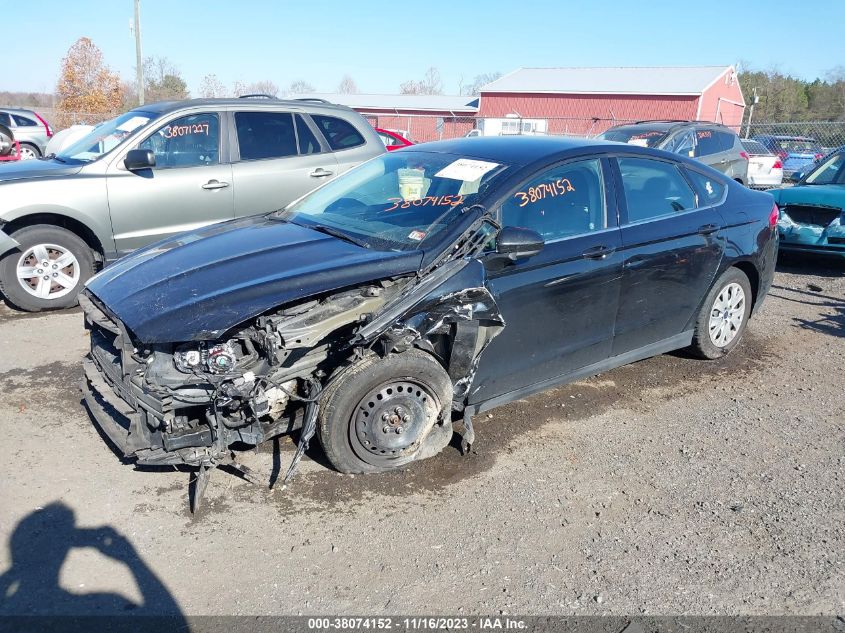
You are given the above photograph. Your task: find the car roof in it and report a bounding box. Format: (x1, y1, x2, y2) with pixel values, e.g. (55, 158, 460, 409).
(0, 107, 37, 115)
(608, 120, 733, 133)
(131, 97, 359, 116)
(400, 136, 636, 166)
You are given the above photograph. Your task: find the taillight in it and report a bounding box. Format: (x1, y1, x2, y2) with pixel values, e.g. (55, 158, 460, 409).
(33, 112, 52, 137)
(772, 159, 783, 169)
(769, 204, 779, 229)
(777, 150, 788, 161)
(740, 151, 749, 161)
(814, 153, 823, 161)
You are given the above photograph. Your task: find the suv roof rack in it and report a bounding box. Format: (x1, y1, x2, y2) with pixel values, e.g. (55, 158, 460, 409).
(238, 93, 277, 100)
(293, 97, 332, 104)
(633, 119, 691, 125)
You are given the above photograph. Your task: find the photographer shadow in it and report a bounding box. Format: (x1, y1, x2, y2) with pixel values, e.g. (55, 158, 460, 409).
(0, 502, 187, 627)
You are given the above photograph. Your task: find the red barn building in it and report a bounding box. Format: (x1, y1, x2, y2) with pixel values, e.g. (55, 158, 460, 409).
(477, 65, 745, 136)
(291, 93, 478, 142)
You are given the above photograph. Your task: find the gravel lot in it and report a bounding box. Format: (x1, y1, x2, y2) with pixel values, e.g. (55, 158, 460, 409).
(0, 255, 842, 617)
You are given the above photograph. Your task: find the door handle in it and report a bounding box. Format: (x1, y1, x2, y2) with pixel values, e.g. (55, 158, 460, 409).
(310, 168, 334, 178)
(202, 180, 229, 190)
(697, 223, 720, 235)
(582, 245, 615, 260)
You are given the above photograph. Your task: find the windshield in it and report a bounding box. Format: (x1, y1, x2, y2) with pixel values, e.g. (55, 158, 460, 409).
(276, 151, 509, 250)
(598, 128, 668, 148)
(56, 110, 158, 162)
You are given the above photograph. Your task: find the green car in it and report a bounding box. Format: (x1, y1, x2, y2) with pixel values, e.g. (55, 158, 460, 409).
(771, 148, 845, 257)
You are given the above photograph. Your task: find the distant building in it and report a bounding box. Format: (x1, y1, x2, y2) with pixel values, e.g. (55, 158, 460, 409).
(476, 65, 745, 136)
(291, 93, 478, 142)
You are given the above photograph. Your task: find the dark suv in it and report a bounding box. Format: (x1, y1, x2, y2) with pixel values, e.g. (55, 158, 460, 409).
(599, 121, 749, 185)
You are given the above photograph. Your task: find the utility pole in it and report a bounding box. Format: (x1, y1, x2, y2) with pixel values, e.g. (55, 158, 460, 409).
(744, 86, 759, 139)
(134, 0, 144, 105)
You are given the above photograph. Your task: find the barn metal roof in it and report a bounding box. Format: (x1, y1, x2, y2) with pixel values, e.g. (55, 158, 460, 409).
(290, 93, 479, 112)
(481, 66, 734, 96)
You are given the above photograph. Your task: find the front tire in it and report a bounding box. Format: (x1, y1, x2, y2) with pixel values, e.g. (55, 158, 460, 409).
(0, 225, 95, 312)
(318, 350, 454, 474)
(689, 267, 752, 359)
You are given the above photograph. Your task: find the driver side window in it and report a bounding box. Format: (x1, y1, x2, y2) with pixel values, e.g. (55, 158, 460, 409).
(500, 159, 607, 241)
(137, 113, 220, 169)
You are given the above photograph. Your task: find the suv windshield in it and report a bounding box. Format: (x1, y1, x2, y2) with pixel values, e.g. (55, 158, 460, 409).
(56, 110, 158, 162)
(778, 138, 820, 153)
(276, 151, 509, 250)
(598, 127, 668, 147)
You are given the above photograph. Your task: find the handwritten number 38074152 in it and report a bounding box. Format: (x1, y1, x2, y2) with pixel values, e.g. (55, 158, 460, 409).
(513, 178, 575, 208)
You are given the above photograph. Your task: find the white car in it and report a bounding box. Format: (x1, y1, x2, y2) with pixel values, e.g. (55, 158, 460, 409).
(742, 139, 784, 188)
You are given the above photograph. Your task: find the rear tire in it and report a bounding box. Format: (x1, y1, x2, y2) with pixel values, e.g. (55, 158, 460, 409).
(318, 350, 454, 474)
(689, 267, 752, 359)
(0, 224, 95, 312)
(15, 143, 41, 160)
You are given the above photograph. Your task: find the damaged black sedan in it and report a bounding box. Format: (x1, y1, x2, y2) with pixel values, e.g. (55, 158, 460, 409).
(81, 137, 778, 506)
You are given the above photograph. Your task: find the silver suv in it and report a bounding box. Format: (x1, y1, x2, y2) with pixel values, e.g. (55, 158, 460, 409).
(0, 107, 53, 159)
(598, 121, 750, 186)
(0, 97, 384, 311)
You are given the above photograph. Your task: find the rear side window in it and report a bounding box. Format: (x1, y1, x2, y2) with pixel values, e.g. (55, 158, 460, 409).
(235, 111, 297, 160)
(12, 114, 38, 127)
(715, 131, 737, 152)
(312, 115, 365, 150)
(0, 112, 12, 127)
(294, 114, 321, 155)
(685, 170, 726, 205)
(618, 157, 697, 223)
(694, 130, 722, 157)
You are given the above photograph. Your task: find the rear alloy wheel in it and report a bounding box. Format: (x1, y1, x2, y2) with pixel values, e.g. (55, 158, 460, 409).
(318, 350, 454, 473)
(0, 225, 95, 312)
(15, 143, 40, 160)
(689, 267, 752, 359)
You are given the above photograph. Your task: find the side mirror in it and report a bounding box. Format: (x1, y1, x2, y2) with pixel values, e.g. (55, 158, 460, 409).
(124, 148, 155, 171)
(496, 226, 544, 260)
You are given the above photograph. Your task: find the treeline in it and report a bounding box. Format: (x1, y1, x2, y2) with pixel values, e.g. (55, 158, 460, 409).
(739, 67, 845, 122)
(0, 91, 54, 108)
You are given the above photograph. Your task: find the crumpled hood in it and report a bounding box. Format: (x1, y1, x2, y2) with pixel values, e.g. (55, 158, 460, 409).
(86, 215, 423, 343)
(0, 158, 84, 182)
(771, 185, 845, 210)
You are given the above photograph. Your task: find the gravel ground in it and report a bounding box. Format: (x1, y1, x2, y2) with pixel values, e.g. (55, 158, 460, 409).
(0, 254, 842, 617)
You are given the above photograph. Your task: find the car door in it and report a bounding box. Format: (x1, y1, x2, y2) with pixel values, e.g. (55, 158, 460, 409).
(230, 110, 339, 216)
(310, 113, 373, 176)
(611, 156, 725, 356)
(471, 157, 623, 405)
(106, 111, 234, 256)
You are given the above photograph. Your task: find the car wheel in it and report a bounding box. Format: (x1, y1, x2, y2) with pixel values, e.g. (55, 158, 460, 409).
(15, 143, 41, 160)
(318, 350, 454, 474)
(0, 225, 95, 312)
(689, 267, 753, 360)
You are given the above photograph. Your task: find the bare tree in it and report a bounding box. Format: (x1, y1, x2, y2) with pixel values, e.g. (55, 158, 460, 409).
(337, 75, 359, 94)
(462, 72, 502, 96)
(198, 73, 228, 98)
(142, 56, 188, 102)
(288, 79, 315, 95)
(246, 80, 279, 97)
(400, 67, 443, 95)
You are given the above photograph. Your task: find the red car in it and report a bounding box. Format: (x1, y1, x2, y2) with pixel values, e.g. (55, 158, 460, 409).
(375, 127, 413, 151)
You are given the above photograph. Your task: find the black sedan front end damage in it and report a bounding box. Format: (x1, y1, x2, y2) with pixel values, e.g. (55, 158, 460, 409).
(79, 207, 505, 510)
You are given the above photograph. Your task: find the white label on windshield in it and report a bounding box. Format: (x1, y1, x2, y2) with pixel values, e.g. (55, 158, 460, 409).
(435, 158, 499, 182)
(116, 116, 150, 133)
(627, 138, 649, 147)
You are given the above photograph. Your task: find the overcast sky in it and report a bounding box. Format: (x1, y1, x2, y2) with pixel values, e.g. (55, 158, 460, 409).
(5, 0, 845, 96)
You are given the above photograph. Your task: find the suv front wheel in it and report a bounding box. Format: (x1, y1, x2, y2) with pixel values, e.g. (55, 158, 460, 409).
(0, 225, 95, 311)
